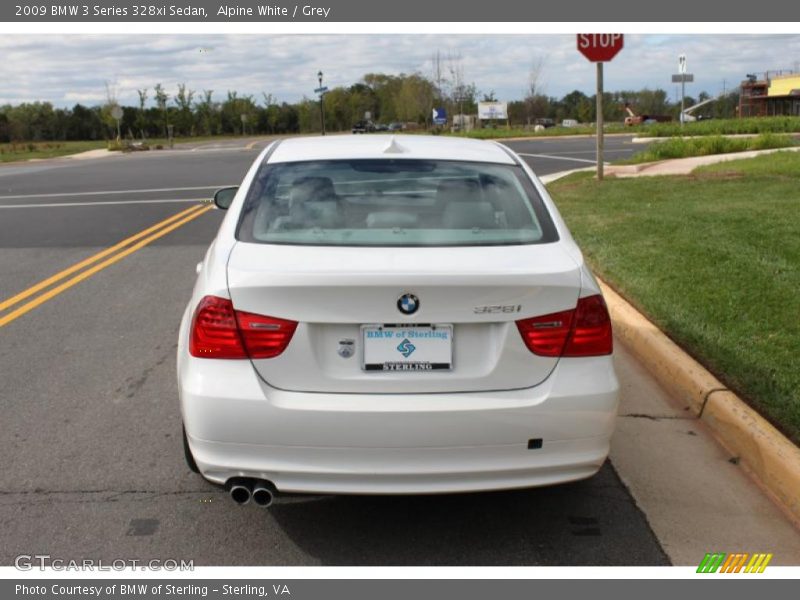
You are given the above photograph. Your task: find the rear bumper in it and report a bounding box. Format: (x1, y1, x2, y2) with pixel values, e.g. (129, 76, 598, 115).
(187, 435, 610, 494)
(178, 354, 619, 494)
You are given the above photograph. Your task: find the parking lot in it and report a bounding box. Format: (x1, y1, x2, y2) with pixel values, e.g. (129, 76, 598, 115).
(1, 135, 798, 566)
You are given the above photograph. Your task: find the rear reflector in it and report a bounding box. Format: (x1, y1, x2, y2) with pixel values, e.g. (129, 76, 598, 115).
(516, 294, 612, 358)
(189, 295, 297, 359)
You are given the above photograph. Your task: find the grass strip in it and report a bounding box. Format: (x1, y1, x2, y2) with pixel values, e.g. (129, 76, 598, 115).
(548, 151, 800, 442)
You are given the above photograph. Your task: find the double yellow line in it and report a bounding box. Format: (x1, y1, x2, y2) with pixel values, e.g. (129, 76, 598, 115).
(0, 203, 212, 328)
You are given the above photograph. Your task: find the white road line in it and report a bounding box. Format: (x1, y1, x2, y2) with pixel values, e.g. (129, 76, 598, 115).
(516, 152, 608, 165)
(0, 198, 204, 209)
(0, 185, 234, 200)
(539, 149, 632, 155)
(188, 147, 252, 152)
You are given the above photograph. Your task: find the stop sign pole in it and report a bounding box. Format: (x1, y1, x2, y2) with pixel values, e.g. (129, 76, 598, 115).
(596, 62, 604, 180)
(577, 34, 624, 180)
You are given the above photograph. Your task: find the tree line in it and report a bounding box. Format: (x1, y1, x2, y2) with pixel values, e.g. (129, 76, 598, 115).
(0, 71, 740, 142)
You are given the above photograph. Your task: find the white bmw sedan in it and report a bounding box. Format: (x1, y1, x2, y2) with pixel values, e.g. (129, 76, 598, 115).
(177, 135, 619, 507)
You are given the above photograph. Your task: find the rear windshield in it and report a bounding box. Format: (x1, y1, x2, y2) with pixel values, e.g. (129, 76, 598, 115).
(236, 159, 558, 247)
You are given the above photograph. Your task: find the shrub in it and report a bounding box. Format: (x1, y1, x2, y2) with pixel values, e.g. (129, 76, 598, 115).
(623, 133, 796, 164)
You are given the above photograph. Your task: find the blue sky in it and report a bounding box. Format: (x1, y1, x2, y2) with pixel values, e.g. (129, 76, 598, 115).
(1, 34, 798, 107)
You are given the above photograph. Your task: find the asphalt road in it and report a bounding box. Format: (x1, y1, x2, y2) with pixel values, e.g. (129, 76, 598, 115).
(3, 134, 792, 567)
(502, 134, 638, 172)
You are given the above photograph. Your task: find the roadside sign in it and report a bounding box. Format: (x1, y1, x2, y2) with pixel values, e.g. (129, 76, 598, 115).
(577, 33, 624, 62)
(110, 105, 123, 142)
(313, 86, 329, 94)
(672, 74, 695, 83)
(432, 107, 447, 126)
(577, 34, 624, 181)
(477, 102, 508, 120)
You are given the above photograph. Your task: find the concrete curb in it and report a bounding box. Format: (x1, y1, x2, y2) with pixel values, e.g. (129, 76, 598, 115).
(598, 279, 800, 524)
(65, 149, 116, 160)
(539, 167, 596, 185)
(606, 146, 800, 178)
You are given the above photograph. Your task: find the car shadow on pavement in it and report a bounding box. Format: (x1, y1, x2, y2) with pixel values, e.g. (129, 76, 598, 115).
(260, 462, 670, 566)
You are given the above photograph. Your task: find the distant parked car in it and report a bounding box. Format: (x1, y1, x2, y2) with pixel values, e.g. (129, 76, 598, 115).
(388, 122, 404, 132)
(352, 120, 375, 134)
(561, 119, 579, 128)
(534, 118, 556, 128)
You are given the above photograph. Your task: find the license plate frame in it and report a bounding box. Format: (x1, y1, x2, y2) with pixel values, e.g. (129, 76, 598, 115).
(361, 323, 454, 372)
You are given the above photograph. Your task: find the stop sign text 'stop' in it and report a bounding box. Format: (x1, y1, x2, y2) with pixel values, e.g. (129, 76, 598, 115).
(577, 34, 624, 62)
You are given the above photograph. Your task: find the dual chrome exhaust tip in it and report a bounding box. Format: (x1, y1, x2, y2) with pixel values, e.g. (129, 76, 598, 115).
(228, 478, 277, 507)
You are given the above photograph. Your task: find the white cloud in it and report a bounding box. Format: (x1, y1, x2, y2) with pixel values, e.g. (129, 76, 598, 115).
(0, 34, 798, 107)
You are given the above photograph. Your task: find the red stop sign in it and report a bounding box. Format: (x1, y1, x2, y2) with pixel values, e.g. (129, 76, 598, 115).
(577, 34, 624, 62)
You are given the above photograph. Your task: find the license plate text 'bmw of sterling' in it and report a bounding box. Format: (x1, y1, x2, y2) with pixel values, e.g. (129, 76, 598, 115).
(362, 323, 454, 371)
(178, 134, 619, 506)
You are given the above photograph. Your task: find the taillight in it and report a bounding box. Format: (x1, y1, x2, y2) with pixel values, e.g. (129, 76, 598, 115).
(235, 309, 297, 359)
(516, 294, 612, 358)
(564, 294, 613, 357)
(189, 295, 297, 359)
(516, 308, 574, 357)
(190, 296, 247, 358)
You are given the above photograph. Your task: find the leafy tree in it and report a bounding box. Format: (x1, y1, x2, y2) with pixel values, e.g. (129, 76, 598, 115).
(2, 71, 749, 139)
(136, 89, 148, 138)
(396, 75, 436, 124)
(195, 90, 218, 136)
(363, 73, 401, 122)
(577, 98, 595, 124)
(154, 83, 170, 137)
(174, 84, 195, 136)
(220, 91, 257, 135)
(0, 111, 10, 142)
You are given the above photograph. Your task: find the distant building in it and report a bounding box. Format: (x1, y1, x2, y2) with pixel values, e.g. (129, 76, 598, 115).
(739, 71, 800, 117)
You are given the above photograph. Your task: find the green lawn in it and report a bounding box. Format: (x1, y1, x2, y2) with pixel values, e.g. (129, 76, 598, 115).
(0, 140, 107, 162)
(547, 151, 800, 442)
(132, 133, 272, 147)
(0, 134, 273, 163)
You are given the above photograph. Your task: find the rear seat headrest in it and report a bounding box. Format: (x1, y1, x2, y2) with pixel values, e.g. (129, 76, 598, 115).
(290, 177, 337, 204)
(436, 178, 481, 204)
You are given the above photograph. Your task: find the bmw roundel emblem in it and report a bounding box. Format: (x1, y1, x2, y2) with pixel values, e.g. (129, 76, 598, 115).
(397, 293, 419, 315)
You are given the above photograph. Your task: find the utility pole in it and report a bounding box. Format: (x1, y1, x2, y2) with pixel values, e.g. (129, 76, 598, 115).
(317, 70, 326, 136)
(459, 91, 464, 135)
(679, 55, 686, 127)
(672, 55, 693, 126)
